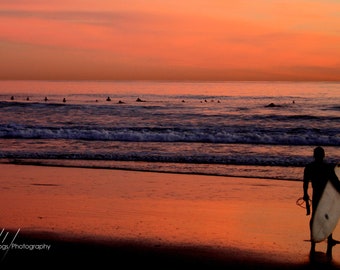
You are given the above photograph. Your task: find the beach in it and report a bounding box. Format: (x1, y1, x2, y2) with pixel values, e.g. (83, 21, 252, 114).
(1, 163, 340, 269)
(1, 0, 339, 267)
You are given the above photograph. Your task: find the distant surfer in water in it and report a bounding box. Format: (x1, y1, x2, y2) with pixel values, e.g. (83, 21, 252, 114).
(303, 146, 340, 258)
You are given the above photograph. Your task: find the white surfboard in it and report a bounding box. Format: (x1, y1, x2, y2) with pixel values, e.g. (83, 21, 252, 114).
(311, 163, 340, 242)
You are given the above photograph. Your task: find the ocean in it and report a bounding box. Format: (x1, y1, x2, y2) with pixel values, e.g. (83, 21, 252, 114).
(0, 80, 339, 181)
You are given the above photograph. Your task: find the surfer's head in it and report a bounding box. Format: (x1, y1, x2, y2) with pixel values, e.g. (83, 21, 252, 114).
(313, 146, 325, 162)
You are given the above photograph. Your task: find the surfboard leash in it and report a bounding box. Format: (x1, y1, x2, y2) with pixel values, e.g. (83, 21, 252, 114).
(296, 197, 312, 215)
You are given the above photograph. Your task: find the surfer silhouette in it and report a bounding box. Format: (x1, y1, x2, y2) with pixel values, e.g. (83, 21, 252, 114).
(303, 146, 340, 258)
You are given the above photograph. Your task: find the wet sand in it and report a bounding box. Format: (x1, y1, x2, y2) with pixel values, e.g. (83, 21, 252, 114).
(1, 163, 340, 269)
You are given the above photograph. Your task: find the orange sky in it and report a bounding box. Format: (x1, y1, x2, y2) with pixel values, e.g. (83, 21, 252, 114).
(0, 0, 339, 81)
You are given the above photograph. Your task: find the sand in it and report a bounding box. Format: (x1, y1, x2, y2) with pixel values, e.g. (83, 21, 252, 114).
(1, 163, 340, 269)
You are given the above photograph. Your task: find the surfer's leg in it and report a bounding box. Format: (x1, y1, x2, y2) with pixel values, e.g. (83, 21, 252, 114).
(328, 233, 334, 241)
(309, 216, 315, 256)
(326, 234, 337, 259)
(310, 241, 316, 257)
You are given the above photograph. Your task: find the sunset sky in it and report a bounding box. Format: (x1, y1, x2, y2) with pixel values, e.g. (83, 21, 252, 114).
(1, 0, 339, 81)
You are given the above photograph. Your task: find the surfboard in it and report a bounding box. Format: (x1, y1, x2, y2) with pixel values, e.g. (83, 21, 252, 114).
(311, 163, 340, 242)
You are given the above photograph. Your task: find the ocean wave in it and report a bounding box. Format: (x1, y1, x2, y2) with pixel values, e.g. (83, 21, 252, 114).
(0, 150, 313, 167)
(2, 146, 340, 170)
(250, 113, 340, 122)
(0, 124, 339, 146)
(0, 101, 67, 108)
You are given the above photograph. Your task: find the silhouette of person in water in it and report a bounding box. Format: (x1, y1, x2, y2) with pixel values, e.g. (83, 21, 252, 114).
(303, 146, 340, 258)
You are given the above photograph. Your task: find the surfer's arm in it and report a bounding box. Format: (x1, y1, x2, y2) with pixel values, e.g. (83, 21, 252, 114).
(303, 182, 310, 201)
(303, 178, 311, 215)
(303, 168, 310, 201)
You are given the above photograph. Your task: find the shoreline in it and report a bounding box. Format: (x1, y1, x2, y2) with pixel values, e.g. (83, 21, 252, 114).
(0, 158, 303, 182)
(1, 163, 340, 268)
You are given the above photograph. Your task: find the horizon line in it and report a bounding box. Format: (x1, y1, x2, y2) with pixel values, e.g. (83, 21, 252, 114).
(1, 79, 339, 83)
